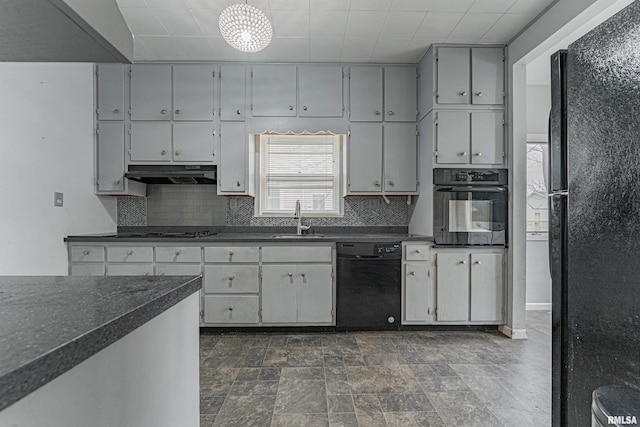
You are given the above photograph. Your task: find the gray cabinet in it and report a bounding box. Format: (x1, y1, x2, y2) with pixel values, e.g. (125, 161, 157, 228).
(349, 66, 383, 122)
(384, 123, 417, 193)
(218, 122, 253, 194)
(436, 47, 504, 106)
(172, 64, 215, 121)
(298, 65, 343, 117)
(173, 123, 217, 163)
(96, 64, 124, 121)
(130, 64, 172, 120)
(347, 123, 383, 192)
(96, 123, 125, 193)
(251, 65, 297, 117)
(384, 66, 417, 122)
(434, 111, 504, 166)
(402, 243, 433, 324)
(434, 249, 504, 323)
(129, 122, 172, 162)
(220, 64, 246, 121)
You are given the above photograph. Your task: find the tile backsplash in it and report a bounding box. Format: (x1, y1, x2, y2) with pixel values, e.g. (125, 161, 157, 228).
(117, 186, 410, 227)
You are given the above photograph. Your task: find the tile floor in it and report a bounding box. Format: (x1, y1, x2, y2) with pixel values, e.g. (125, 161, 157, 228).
(199, 311, 551, 426)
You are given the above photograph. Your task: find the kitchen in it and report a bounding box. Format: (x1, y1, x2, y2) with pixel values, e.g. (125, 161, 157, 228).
(1, 0, 639, 426)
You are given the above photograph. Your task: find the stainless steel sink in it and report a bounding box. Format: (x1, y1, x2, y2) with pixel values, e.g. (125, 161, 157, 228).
(271, 234, 325, 239)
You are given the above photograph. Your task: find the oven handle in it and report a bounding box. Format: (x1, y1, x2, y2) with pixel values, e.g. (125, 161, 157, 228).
(436, 186, 507, 193)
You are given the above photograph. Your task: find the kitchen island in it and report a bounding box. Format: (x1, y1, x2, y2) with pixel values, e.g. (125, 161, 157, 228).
(0, 275, 201, 427)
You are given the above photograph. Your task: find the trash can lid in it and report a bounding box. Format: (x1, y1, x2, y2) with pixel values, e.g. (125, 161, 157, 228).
(592, 386, 640, 426)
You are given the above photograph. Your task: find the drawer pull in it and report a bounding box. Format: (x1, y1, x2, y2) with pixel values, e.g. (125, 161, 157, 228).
(474, 261, 482, 265)
(175, 250, 181, 256)
(229, 276, 235, 281)
(415, 249, 421, 253)
(161, 150, 167, 155)
(300, 273, 306, 277)
(375, 110, 381, 115)
(388, 110, 394, 115)
(228, 307, 233, 311)
(113, 108, 120, 114)
(161, 109, 168, 115)
(83, 250, 90, 255)
(288, 105, 293, 110)
(459, 260, 466, 264)
(175, 109, 181, 115)
(127, 250, 133, 256)
(409, 271, 416, 276)
(458, 91, 467, 96)
(236, 109, 241, 115)
(475, 92, 483, 97)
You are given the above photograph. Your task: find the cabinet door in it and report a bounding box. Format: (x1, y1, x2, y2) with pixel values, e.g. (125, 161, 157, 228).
(471, 48, 504, 105)
(436, 47, 470, 105)
(252, 65, 297, 117)
(435, 111, 470, 164)
(261, 265, 297, 323)
(435, 252, 469, 322)
(130, 64, 172, 120)
(471, 111, 504, 165)
(297, 264, 333, 323)
(348, 123, 382, 193)
(219, 122, 246, 192)
(299, 65, 343, 117)
(220, 65, 246, 121)
(129, 122, 172, 162)
(470, 252, 504, 322)
(349, 66, 383, 122)
(384, 67, 417, 122)
(173, 64, 214, 121)
(173, 123, 217, 163)
(404, 262, 431, 322)
(96, 64, 124, 120)
(97, 123, 125, 192)
(383, 123, 417, 192)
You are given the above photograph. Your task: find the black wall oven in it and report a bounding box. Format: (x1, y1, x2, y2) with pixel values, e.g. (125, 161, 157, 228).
(434, 169, 508, 246)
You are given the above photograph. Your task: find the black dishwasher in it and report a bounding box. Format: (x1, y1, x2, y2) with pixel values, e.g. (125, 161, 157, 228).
(336, 242, 401, 330)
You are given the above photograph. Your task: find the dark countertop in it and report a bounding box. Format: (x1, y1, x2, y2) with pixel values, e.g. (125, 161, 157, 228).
(64, 226, 433, 243)
(0, 275, 202, 412)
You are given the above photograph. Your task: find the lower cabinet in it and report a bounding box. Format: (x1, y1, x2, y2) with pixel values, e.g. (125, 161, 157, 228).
(434, 248, 504, 323)
(402, 242, 434, 324)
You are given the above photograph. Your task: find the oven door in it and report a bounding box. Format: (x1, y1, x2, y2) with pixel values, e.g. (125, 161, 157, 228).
(434, 186, 508, 246)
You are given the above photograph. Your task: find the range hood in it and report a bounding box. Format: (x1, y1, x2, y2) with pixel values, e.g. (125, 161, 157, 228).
(125, 165, 217, 185)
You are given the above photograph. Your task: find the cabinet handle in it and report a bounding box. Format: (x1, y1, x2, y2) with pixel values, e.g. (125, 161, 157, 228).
(301, 273, 306, 277)
(83, 250, 90, 255)
(228, 307, 233, 311)
(374, 180, 381, 187)
(160, 109, 168, 115)
(375, 110, 381, 115)
(229, 275, 235, 281)
(458, 91, 467, 96)
(229, 251, 234, 256)
(388, 181, 395, 187)
(236, 181, 241, 187)
(175, 250, 181, 256)
(474, 152, 483, 157)
(474, 261, 482, 265)
(175, 150, 181, 156)
(415, 249, 421, 253)
(458, 151, 468, 156)
(175, 109, 181, 115)
(114, 179, 120, 185)
(388, 110, 394, 115)
(127, 250, 133, 255)
(475, 92, 483, 97)
(459, 260, 466, 264)
(113, 108, 120, 114)
(161, 150, 166, 156)
(288, 105, 293, 110)
(236, 109, 241, 115)
(303, 106, 308, 111)
(409, 271, 416, 276)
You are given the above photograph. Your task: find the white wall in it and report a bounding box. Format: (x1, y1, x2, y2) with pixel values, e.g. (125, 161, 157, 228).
(0, 63, 117, 275)
(527, 84, 551, 136)
(526, 235, 552, 310)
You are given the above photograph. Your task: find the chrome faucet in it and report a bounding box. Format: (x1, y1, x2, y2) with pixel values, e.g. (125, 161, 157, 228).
(294, 200, 310, 235)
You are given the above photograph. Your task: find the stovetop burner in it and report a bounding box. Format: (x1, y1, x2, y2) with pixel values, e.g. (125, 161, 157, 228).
(119, 230, 217, 238)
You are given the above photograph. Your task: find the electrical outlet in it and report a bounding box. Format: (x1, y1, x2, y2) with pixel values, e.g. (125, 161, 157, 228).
(54, 192, 63, 207)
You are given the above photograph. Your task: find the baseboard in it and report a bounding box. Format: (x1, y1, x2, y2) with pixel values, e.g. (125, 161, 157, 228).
(526, 303, 552, 311)
(499, 324, 529, 339)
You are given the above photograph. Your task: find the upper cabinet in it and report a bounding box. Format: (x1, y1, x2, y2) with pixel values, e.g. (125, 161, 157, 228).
(349, 66, 383, 122)
(251, 65, 297, 117)
(129, 64, 172, 121)
(96, 64, 124, 121)
(220, 64, 246, 121)
(172, 64, 215, 121)
(435, 47, 504, 107)
(298, 65, 343, 117)
(384, 67, 417, 122)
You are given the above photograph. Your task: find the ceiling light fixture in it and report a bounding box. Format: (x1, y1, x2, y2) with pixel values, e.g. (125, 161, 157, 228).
(218, 2, 273, 53)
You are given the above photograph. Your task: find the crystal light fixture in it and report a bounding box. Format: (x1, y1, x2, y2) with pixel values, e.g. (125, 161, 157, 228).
(218, 2, 273, 53)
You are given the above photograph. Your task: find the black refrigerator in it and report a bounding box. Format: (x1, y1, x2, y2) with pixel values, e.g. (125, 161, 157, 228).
(549, 2, 640, 426)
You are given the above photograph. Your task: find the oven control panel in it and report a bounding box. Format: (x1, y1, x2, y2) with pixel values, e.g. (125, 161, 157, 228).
(374, 243, 401, 255)
(434, 169, 508, 186)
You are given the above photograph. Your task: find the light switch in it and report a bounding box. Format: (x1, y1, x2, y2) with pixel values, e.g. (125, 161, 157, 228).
(54, 192, 63, 207)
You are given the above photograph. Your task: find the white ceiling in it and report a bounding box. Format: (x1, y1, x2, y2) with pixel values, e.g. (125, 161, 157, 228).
(115, 0, 555, 62)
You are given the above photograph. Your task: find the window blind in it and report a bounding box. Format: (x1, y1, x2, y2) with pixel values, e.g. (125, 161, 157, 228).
(259, 133, 341, 215)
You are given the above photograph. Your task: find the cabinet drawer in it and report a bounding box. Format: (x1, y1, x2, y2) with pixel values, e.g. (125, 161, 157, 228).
(107, 263, 153, 276)
(107, 247, 153, 262)
(70, 264, 105, 276)
(156, 264, 202, 276)
(204, 265, 259, 293)
(155, 246, 201, 263)
(203, 295, 259, 324)
(70, 246, 105, 262)
(405, 244, 430, 261)
(204, 246, 259, 263)
(262, 246, 332, 263)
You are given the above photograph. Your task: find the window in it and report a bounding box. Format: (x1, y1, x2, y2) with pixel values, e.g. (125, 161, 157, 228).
(527, 142, 548, 232)
(257, 132, 343, 216)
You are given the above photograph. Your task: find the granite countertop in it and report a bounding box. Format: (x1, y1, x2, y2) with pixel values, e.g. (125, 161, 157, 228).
(64, 226, 433, 243)
(0, 275, 201, 412)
